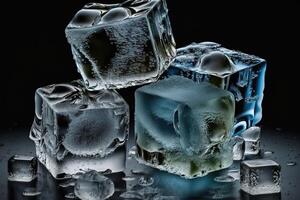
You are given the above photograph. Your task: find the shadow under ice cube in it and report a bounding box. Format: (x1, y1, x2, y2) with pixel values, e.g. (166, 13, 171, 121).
(65, 0, 176, 90)
(135, 76, 235, 178)
(8, 155, 37, 182)
(29, 80, 129, 178)
(163, 42, 266, 135)
(240, 159, 281, 195)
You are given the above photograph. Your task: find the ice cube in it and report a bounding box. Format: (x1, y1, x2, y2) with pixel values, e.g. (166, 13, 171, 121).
(240, 159, 281, 195)
(74, 171, 115, 200)
(232, 136, 245, 160)
(163, 42, 266, 135)
(135, 76, 235, 178)
(8, 155, 37, 182)
(241, 126, 261, 155)
(65, 0, 176, 90)
(29, 80, 129, 178)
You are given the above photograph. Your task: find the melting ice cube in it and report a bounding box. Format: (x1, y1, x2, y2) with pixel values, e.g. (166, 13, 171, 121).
(74, 171, 115, 200)
(240, 159, 281, 195)
(65, 0, 176, 90)
(8, 155, 37, 182)
(135, 76, 235, 178)
(29, 80, 129, 178)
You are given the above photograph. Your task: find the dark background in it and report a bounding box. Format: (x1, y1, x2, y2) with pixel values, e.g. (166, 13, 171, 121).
(0, 1, 298, 131)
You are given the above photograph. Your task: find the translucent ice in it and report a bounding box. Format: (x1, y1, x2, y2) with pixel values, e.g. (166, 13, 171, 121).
(65, 0, 176, 90)
(163, 42, 266, 135)
(232, 136, 245, 160)
(29, 80, 129, 178)
(241, 126, 261, 155)
(8, 155, 37, 182)
(240, 159, 281, 195)
(74, 171, 115, 200)
(135, 76, 235, 178)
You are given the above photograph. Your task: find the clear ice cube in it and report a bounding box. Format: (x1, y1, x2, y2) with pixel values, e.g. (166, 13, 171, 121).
(29, 80, 129, 178)
(74, 171, 115, 200)
(65, 0, 176, 90)
(241, 126, 261, 155)
(232, 136, 245, 160)
(8, 155, 37, 182)
(135, 76, 235, 178)
(163, 42, 266, 135)
(240, 159, 281, 195)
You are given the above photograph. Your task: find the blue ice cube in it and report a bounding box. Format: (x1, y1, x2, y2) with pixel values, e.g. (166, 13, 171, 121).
(135, 76, 235, 178)
(163, 42, 266, 135)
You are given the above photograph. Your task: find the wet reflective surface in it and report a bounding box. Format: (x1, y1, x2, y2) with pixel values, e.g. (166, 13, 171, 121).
(0, 127, 299, 199)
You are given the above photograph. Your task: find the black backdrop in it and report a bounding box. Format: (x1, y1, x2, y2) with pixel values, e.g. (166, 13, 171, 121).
(0, 1, 298, 130)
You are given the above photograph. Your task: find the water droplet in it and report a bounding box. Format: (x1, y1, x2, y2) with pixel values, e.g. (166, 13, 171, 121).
(79, 104, 88, 109)
(59, 179, 75, 188)
(120, 191, 143, 199)
(227, 169, 240, 181)
(56, 173, 72, 180)
(22, 187, 41, 197)
(122, 176, 136, 182)
(65, 192, 76, 199)
(131, 169, 148, 175)
(264, 151, 274, 156)
(214, 175, 235, 183)
(138, 176, 154, 186)
(287, 162, 296, 166)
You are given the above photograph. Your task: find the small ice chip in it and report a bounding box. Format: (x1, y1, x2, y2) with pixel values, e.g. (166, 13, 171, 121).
(240, 159, 281, 195)
(8, 155, 37, 182)
(241, 127, 261, 155)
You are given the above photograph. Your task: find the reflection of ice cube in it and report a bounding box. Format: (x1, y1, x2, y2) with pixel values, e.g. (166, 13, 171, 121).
(163, 42, 266, 135)
(74, 171, 115, 200)
(240, 159, 281, 195)
(135, 76, 235, 178)
(241, 127, 260, 156)
(232, 136, 245, 160)
(29, 80, 129, 178)
(8, 155, 37, 182)
(65, 0, 176, 90)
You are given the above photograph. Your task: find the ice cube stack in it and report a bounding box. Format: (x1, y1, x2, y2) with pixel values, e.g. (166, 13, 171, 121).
(27, 0, 276, 196)
(29, 0, 175, 179)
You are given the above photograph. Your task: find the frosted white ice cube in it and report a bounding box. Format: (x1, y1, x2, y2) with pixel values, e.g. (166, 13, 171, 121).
(29, 80, 129, 178)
